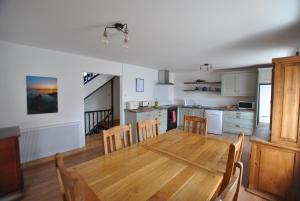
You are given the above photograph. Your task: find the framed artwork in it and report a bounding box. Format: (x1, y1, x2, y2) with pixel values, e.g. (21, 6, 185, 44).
(26, 76, 58, 114)
(136, 78, 144, 92)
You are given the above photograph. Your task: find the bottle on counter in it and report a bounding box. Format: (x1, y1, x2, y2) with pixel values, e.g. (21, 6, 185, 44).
(155, 99, 159, 107)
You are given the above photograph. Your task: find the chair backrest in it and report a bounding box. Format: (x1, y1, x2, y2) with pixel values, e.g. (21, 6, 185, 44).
(215, 162, 243, 201)
(73, 170, 100, 201)
(220, 133, 244, 193)
(103, 123, 132, 154)
(55, 153, 100, 201)
(55, 153, 80, 201)
(55, 153, 67, 201)
(183, 115, 208, 136)
(137, 118, 160, 142)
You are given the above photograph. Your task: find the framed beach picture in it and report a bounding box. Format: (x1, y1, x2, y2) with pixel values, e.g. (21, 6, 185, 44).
(26, 76, 58, 114)
(136, 78, 144, 92)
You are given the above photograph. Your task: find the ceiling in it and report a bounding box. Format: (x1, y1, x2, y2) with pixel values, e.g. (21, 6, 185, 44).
(0, 0, 299, 71)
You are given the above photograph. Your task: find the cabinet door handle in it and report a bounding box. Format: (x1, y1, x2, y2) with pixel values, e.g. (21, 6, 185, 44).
(235, 125, 240, 127)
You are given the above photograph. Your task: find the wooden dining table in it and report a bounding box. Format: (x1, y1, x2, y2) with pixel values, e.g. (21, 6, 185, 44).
(73, 129, 231, 201)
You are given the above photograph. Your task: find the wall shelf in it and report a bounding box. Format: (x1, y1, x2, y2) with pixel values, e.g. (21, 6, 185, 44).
(184, 81, 221, 93)
(184, 81, 221, 85)
(183, 90, 221, 93)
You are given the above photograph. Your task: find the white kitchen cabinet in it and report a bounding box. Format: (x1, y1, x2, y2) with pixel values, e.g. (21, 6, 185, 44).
(223, 110, 255, 135)
(221, 71, 257, 97)
(177, 107, 204, 127)
(205, 110, 223, 135)
(258, 68, 272, 84)
(125, 109, 167, 143)
(236, 72, 257, 96)
(221, 73, 236, 96)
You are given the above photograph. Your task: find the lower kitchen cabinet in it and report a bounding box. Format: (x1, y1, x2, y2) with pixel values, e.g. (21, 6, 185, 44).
(125, 109, 167, 143)
(223, 110, 255, 135)
(177, 107, 204, 127)
(248, 138, 300, 201)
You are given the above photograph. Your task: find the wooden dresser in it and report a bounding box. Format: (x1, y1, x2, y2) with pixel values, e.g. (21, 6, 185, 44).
(248, 56, 300, 201)
(0, 126, 24, 200)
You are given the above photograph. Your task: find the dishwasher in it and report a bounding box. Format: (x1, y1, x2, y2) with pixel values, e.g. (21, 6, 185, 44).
(204, 110, 223, 135)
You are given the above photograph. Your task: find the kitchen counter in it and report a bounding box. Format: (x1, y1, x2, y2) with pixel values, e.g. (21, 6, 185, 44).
(125, 105, 256, 113)
(179, 105, 256, 112)
(125, 107, 167, 113)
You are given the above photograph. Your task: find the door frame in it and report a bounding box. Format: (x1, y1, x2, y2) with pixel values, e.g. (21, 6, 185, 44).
(257, 83, 272, 124)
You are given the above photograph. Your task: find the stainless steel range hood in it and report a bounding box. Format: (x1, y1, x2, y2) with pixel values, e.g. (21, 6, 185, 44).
(157, 70, 174, 85)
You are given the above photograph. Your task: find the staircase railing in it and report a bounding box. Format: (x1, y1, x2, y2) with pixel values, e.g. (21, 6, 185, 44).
(84, 109, 113, 135)
(84, 73, 100, 85)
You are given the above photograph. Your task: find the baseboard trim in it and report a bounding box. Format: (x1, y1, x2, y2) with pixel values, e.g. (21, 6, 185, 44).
(21, 146, 89, 168)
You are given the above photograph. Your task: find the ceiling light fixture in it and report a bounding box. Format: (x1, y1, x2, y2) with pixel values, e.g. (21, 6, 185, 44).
(200, 64, 213, 72)
(102, 23, 129, 48)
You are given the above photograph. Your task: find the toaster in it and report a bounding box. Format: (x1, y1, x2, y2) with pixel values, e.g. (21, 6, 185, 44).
(126, 101, 139, 110)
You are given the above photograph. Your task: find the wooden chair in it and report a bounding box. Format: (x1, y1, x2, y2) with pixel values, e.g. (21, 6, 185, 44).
(137, 118, 160, 142)
(73, 171, 100, 201)
(55, 153, 67, 201)
(183, 115, 208, 136)
(55, 153, 100, 201)
(215, 161, 243, 201)
(102, 123, 132, 154)
(220, 132, 244, 193)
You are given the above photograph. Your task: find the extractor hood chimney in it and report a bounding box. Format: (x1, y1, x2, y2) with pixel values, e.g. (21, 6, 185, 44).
(157, 70, 174, 85)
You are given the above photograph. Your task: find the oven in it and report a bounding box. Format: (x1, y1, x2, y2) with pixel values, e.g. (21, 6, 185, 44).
(167, 107, 178, 131)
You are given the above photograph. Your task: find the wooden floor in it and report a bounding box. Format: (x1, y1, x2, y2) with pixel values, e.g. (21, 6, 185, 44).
(85, 133, 103, 148)
(21, 146, 104, 201)
(20, 128, 268, 201)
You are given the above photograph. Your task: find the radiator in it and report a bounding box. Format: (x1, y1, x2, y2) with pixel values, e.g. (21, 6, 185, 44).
(20, 122, 81, 163)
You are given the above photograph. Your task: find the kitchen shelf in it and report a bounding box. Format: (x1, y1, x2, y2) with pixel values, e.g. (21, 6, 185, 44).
(184, 81, 221, 84)
(183, 90, 221, 93)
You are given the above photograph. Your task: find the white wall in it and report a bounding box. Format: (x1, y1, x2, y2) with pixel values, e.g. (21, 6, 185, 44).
(0, 41, 124, 149)
(84, 82, 112, 111)
(84, 76, 120, 120)
(122, 63, 158, 102)
(83, 74, 114, 98)
(0, 41, 157, 159)
(174, 71, 245, 107)
(113, 77, 120, 120)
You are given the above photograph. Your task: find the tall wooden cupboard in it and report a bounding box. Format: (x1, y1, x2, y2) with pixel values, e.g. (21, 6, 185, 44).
(271, 56, 300, 148)
(248, 56, 300, 201)
(0, 127, 24, 200)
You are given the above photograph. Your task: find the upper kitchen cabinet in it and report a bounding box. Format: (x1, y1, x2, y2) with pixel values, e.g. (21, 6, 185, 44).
(258, 67, 272, 84)
(221, 71, 257, 96)
(221, 73, 236, 96)
(271, 56, 300, 148)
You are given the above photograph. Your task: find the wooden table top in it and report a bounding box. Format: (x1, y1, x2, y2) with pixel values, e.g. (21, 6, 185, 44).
(73, 129, 230, 201)
(143, 129, 230, 174)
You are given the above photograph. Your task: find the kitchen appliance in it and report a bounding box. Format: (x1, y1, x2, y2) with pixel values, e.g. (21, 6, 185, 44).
(126, 101, 139, 110)
(157, 70, 174, 85)
(205, 110, 223, 135)
(139, 101, 148, 107)
(238, 101, 256, 110)
(167, 106, 178, 131)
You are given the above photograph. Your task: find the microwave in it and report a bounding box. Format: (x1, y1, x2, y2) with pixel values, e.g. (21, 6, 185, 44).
(238, 101, 256, 110)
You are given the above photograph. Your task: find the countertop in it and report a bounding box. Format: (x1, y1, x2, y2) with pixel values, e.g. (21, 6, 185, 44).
(125, 107, 167, 113)
(125, 105, 256, 113)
